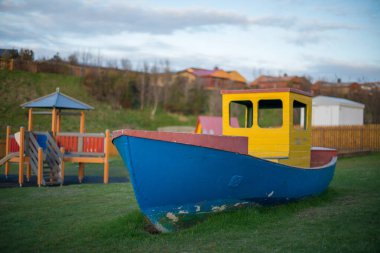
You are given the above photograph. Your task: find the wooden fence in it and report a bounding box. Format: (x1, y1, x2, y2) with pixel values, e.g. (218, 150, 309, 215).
(312, 124, 380, 154)
(1, 125, 379, 158)
(0, 138, 119, 158)
(0, 59, 123, 77)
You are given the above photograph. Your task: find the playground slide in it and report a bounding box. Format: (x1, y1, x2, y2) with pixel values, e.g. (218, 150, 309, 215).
(14, 131, 21, 146)
(0, 152, 18, 166)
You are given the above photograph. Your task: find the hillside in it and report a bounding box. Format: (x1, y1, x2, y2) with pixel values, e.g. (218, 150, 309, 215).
(0, 70, 196, 135)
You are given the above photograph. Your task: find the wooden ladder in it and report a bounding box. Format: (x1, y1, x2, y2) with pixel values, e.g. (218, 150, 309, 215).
(28, 132, 64, 186)
(26, 132, 46, 186)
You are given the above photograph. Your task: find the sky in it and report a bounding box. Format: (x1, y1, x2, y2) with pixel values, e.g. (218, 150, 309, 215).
(1, 0, 380, 82)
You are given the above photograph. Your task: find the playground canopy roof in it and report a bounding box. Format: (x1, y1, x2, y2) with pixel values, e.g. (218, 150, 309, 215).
(20, 88, 94, 110)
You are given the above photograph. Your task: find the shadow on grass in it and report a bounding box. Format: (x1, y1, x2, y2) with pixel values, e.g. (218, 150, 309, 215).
(95, 211, 149, 239)
(92, 187, 341, 237)
(0, 174, 129, 188)
(186, 187, 341, 233)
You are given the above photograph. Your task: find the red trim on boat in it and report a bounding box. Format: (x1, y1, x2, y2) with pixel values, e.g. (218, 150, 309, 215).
(310, 147, 337, 167)
(220, 88, 312, 97)
(112, 129, 248, 155)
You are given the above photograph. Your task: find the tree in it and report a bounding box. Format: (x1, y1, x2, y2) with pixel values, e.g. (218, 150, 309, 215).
(138, 62, 149, 110)
(0, 49, 19, 60)
(186, 79, 208, 115)
(120, 58, 132, 70)
(68, 53, 79, 65)
(149, 63, 160, 119)
(80, 50, 93, 66)
(19, 48, 34, 61)
(51, 52, 62, 62)
(161, 60, 172, 108)
(165, 76, 186, 113)
(106, 59, 118, 68)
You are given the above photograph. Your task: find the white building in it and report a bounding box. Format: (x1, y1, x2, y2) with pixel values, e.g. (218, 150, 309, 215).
(312, 96, 365, 126)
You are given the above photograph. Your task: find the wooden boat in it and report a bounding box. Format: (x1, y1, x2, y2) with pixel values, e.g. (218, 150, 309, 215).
(112, 88, 337, 232)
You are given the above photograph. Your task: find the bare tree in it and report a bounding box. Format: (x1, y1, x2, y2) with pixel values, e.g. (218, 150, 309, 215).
(156, 60, 171, 108)
(80, 50, 93, 66)
(96, 50, 103, 67)
(68, 52, 79, 65)
(121, 58, 132, 71)
(138, 62, 149, 110)
(106, 59, 118, 68)
(150, 63, 160, 119)
(19, 48, 34, 61)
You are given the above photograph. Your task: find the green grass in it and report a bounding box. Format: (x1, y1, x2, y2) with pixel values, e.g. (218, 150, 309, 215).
(0, 70, 196, 135)
(0, 153, 379, 252)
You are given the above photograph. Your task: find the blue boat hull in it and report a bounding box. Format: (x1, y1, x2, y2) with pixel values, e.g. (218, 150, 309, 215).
(113, 135, 336, 232)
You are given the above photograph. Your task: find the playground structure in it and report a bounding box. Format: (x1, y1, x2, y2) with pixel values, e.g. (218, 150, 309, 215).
(0, 89, 110, 187)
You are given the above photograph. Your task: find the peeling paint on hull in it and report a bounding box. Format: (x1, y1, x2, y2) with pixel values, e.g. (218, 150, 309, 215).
(113, 135, 337, 233)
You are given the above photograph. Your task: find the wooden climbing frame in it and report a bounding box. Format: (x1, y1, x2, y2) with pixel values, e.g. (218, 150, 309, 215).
(1, 126, 111, 187)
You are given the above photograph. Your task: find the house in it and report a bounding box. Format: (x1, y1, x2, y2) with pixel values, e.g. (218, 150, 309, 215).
(0, 49, 18, 59)
(249, 75, 312, 91)
(312, 81, 361, 96)
(195, 116, 239, 135)
(0, 49, 19, 70)
(359, 82, 380, 93)
(312, 96, 365, 126)
(177, 67, 247, 90)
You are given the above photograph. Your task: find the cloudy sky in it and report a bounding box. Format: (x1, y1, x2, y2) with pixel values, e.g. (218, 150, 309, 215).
(1, 0, 379, 82)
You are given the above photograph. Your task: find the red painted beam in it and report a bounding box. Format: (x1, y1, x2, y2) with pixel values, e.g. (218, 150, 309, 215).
(113, 129, 248, 155)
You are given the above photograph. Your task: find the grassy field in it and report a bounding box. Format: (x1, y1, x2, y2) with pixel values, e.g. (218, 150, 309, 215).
(0, 153, 379, 252)
(0, 70, 196, 135)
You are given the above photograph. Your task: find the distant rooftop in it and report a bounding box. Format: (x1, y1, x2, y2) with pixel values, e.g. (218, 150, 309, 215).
(313, 96, 364, 108)
(21, 88, 94, 110)
(182, 67, 247, 83)
(221, 88, 313, 97)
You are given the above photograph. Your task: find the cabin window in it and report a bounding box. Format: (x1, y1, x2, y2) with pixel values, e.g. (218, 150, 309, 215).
(293, 100, 307, 129)
(258, 99, 283, 128)
(229, 100, 253, 128)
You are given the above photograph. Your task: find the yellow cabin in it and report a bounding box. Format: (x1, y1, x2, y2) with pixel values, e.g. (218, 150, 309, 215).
(221, 88, 312, 168)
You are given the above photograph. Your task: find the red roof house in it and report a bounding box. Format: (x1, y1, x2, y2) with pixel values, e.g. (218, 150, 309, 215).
(177, 68, 247, 90)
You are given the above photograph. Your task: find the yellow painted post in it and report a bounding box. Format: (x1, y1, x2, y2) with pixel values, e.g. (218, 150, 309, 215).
(78, 111, 85, 183)
(195, 122, 202, 134)
(80, 111, 85, 133)
(60, 147, 65, 186)
(37, 147, 43, 187)
(51, 107, 57, 137)
(26, 108, 32, 182)
(5, 126, 10, 178)
(57, 110, 61, 134)
(26, 163, 31, 182)
(104, 129, 110, 184)
(9, 59, 14, 71)
(28, 108, 33, 131)
(78, 163, 84, 183)
(19, 127, 25, 187)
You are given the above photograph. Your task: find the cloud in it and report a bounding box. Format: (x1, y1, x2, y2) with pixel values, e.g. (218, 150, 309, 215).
(306, 59, 380, 82)
(1, 0, 349, 39)
(0, 1, 250, 37)
(288, 32, 322, 46)
(286, 20, 358, 46)
(251, 16, 296, 29)
(298, 21, 358, 33)
(0, 0, 357, 50)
